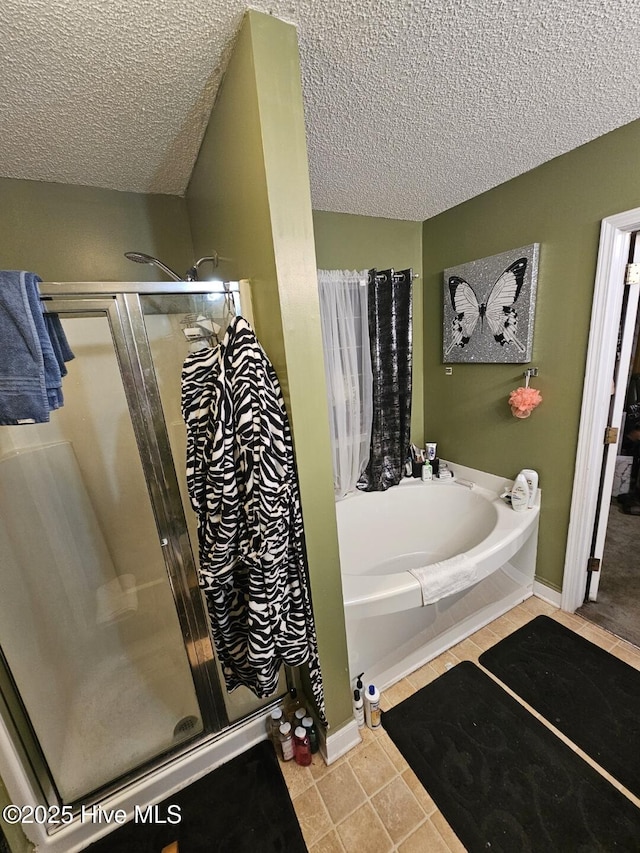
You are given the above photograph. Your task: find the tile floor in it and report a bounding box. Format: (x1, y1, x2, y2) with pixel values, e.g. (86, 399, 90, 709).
(279, 596, 640, 852)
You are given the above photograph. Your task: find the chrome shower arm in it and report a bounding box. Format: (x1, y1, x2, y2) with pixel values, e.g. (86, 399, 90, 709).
(185, 254, 219, 281)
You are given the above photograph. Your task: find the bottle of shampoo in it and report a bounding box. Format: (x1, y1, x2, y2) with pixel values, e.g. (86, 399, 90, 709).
(364, 683, 381, 729)
(519, 468, 539, 508)
(511, 472, 529, 512)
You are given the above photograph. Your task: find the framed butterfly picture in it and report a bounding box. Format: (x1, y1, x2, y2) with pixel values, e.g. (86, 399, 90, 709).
(443, 243, 540, 363)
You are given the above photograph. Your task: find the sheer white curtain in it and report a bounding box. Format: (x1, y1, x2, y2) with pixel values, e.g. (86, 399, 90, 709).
(317, 269, 373, 499)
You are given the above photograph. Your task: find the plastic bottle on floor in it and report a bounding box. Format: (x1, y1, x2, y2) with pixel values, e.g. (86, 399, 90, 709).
(284, 687, 303, 723)
(267, 707, 283, 746)
(294, 726, 312, 766)
(302, 715, 320, 753)
(279, 722, 295, 761)
(353, 688, 365, 728)
(294, 707, 307, 728)
(364, 683, 381, 729)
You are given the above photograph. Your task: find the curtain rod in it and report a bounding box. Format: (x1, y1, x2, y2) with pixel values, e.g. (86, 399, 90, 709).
(374, 271, 419, 282)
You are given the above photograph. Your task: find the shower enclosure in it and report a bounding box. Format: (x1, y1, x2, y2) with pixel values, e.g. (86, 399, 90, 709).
(0, 282, 285, 823)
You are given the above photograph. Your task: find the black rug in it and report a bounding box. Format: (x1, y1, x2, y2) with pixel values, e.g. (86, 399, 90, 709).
(479, 614, 640, 798)
(382, 661, 640, 852)
(86, 740, 306, 852)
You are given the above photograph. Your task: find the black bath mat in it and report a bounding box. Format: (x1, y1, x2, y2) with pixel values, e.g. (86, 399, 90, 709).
(86, 740, 306, 852)
(479, 614, 640, 798)
(382, 661, 640, 852)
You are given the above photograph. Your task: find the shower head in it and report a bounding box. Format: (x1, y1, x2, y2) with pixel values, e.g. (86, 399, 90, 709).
(124, 252, 183, 281)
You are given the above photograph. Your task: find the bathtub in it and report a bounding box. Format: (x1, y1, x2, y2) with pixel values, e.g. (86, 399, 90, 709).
(337, 462, 540, 689)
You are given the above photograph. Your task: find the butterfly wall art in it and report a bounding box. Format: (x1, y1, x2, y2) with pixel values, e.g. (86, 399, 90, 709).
(442, 244, 540, 363)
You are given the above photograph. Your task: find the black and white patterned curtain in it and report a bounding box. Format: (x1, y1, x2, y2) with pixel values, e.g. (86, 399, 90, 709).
(357, 268, 413, 492)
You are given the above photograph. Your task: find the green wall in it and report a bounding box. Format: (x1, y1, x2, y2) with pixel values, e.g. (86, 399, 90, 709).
(187, 11, 353, 731)
(313, 211, 425, 444)
(422, 118, 640, 591)
(0, 178, 192, 281)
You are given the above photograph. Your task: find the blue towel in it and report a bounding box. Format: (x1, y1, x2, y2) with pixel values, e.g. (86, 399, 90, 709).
(0, 271, 61, 424)
(22, 272, 63, 410)
(44, 313, 75, 378)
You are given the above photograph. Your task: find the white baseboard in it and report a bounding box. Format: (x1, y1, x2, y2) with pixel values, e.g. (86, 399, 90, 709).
(320, 718, 361, 765)
(533, 580, 562, 608)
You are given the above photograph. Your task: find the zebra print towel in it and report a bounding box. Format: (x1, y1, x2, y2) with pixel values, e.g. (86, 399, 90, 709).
(181, 316, 327, 725)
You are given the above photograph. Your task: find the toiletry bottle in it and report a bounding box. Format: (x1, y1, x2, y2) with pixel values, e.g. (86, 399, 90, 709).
(267, 707, 283, 746)
(356, 673, 364, 695)
(511, 472, 529, 512)
(422, 459, 433, 482)
(294, 707, 307, 728)
(302, 715, 320, 753)
(364, 683, 381, 730)
(352, 688, 365, 728)
(519, 468, 539, 508)
(293, 726, 312, 766)
(279, 722, 295, 761)
(284, 686, 302, 723)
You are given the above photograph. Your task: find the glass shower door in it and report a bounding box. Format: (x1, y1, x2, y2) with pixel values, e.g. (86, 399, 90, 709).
(0, 298, 215, 804)
(139, 291, 287, 722)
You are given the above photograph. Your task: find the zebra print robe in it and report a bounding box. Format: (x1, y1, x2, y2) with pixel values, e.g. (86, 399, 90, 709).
(181, 316, 327, 724)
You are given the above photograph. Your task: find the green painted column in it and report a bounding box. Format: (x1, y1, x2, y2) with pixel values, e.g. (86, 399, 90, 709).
(187, 11, 353, 730)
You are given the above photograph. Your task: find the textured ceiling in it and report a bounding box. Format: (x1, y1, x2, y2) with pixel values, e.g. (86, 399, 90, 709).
(2, 0, 639, 221)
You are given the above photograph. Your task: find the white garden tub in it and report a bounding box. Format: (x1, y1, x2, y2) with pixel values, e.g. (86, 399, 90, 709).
(337, 462, 540, 689)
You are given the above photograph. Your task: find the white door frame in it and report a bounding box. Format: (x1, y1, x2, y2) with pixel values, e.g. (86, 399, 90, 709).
(562, 206, 640, 613)
(588, 234, 640, 601)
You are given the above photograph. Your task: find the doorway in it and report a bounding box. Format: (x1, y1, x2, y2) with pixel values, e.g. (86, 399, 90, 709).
(576, 233, 640, 645)
(563, 207, 640, 643)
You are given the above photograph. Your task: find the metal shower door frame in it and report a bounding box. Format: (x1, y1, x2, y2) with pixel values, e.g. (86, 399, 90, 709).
(37, 284, 230, 751)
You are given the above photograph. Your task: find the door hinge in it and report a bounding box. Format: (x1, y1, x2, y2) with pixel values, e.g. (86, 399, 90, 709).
(587, 557, 600, 573)
(604, 425, 619, 444)
(626, 263, 640, 285)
